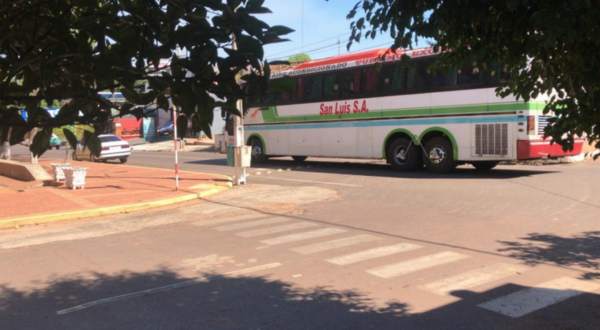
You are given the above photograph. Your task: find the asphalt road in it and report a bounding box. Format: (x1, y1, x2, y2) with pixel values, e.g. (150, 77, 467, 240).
(2, 145, 600, 329)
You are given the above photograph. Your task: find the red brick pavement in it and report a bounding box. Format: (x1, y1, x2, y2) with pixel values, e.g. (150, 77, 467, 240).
(0, 157, 231, 223)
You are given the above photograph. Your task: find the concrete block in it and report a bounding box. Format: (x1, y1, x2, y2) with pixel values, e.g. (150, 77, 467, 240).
(0, 160, 53, 182)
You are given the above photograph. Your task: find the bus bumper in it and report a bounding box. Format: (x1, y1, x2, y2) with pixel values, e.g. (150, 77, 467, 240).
(517, 139, 584, 160)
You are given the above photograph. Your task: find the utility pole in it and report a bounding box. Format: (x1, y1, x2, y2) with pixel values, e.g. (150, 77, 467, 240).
(172, 107, 179, 191)
(302, 0, 304, 53)
(232, 37, 247, 186)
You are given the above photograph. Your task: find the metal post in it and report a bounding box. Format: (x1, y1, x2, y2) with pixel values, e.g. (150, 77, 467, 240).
(172, 107, 179, 191)
(233, 98, 246, 185)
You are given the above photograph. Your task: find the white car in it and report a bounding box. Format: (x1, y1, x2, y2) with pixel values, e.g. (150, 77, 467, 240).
(73, 134, 131, 163)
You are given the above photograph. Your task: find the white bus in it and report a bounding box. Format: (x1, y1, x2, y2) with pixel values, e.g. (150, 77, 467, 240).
(243, 48, 583, 173)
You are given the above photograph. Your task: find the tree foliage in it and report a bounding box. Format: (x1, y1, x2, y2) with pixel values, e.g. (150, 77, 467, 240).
(345, 0, 600, 152)
(0, 0, 293, 157)
(288, 53, 311, 63)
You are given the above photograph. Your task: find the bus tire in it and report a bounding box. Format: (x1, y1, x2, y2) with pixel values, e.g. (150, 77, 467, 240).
(423, 137, 457, 173)
(292, 156, 307, 162)
(471, 161, 499, 171)
(388, 138, 422, 171)
(250, 137, 268, 164)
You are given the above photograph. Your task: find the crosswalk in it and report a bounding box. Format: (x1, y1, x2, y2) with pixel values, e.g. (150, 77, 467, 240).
(194, 213, 599, 319)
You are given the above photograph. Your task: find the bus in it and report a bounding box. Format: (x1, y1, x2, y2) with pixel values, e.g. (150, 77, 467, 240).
(243, 47, 583, 173)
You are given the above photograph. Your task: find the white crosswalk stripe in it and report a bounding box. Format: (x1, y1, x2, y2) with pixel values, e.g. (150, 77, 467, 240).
(192, 214, 267, 227)
(259, 228, 347, 246)
(236, 222, 319, 238)
(419, 263, 526, 295)
(326, 243, 422, 266)
(366, 251, 469, 279)
(291, 234, 383, 255)
(215, 217, 292, 231)
(478, 277, 600, 318)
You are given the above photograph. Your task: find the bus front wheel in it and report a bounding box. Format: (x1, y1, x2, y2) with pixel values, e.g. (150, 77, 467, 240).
(388, 138, 422, 171)
(423, 137, 457, 174)
(292, 156, 307, 162)
(251, 138, 268, 164)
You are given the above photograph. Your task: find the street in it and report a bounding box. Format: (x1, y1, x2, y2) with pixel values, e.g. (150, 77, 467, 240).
(1, 146, 600, 329)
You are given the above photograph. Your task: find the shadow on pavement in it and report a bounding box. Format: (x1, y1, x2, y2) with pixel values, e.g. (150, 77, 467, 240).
(1, 268, 599, 329)
(498, 231, 600, 280)
(188, 157, 557, 180)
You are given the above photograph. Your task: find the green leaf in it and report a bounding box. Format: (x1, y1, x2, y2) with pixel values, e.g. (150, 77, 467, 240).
(176, 115, 188, 139)
(30, 128, 52, 158)
(63, 128, 78, 150)
(86, 135, 102, 157)
(201, 121, 212, 139)
(267, 25, 295, 36)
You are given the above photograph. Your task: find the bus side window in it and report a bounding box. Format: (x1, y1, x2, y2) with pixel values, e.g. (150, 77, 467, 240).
(280, 78, 296, 102)
(458, 61, 484, 85)
(338, 69, 360, 97)
(488, 62, 512, 83)
(361, 67, 380, 94)
(296, 77, 305, 101)
(305, 75, 323, 100)
(406, 62, 417, 90)
(431, 65, 457, 88)
(323, 73, 337, 98)
(414, 59, 432, 90)
(378, 64, 404, 93)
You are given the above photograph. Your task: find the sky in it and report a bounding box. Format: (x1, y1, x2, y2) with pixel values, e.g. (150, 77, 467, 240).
(258, 0, 395, 62)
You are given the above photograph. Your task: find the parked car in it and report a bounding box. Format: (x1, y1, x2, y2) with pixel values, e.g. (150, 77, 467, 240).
(158, 120, 174, 136)
(72, 134, 130, 163)
(49, 133, 61, 150)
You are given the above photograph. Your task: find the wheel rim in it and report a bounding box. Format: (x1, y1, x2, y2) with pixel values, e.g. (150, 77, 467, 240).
(428, 146, 446, 164)
(251, 139, 263, 158)
(393, 146, 408, 165)
(252, 145, 262, 158)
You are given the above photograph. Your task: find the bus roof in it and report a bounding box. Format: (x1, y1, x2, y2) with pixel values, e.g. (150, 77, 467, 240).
(293, 48, 404, 70)
(270, 47, 438, 79)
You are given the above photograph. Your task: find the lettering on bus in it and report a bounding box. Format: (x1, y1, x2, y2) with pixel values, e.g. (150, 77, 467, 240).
(319, 100, 370, 116)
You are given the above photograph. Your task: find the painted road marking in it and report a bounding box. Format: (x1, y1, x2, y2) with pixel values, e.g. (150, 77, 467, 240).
(236, 222, 319, 238)
(326, 243, 422, 266)
(419, 263, 527, 295)
(259, 228, 347, 246)
(478, 277, 600, 318)
(291, 234, 383, 255)
(253, 176, 362, 187)
(366, 251, 470, 279)
(192, 214, 267, 227)
(215, 217, 291, 231)
(56, 263, 282, 315)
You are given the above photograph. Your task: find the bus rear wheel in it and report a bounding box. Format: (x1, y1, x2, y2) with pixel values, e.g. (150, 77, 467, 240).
(423, 137, 457, 174)
(471, 161, 499, 171)
(388, 138, 422, 171)
(292, 156, 308, 162)
(250, 137, 268, 164)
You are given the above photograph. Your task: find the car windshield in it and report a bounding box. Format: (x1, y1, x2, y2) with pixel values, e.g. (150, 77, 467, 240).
(99, 135, 123, 143)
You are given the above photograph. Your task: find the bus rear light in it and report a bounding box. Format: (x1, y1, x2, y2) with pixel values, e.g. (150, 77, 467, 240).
(527, 116, 536, 135)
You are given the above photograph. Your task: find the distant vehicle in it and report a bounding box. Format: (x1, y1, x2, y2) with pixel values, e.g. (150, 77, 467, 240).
(72, 134, 130, 163)
(158, 120, 174, 136)
(49, 133, 61, 150)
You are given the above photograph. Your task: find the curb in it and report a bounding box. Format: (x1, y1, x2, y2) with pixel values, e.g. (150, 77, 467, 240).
(0, 185, 229, 230)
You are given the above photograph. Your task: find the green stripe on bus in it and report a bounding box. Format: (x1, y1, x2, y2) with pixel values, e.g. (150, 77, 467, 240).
(264, 102, 546, 123)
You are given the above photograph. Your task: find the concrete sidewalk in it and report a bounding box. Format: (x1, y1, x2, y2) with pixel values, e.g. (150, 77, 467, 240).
(131, 138, 216, 152)
(0, 157, 232, 229)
